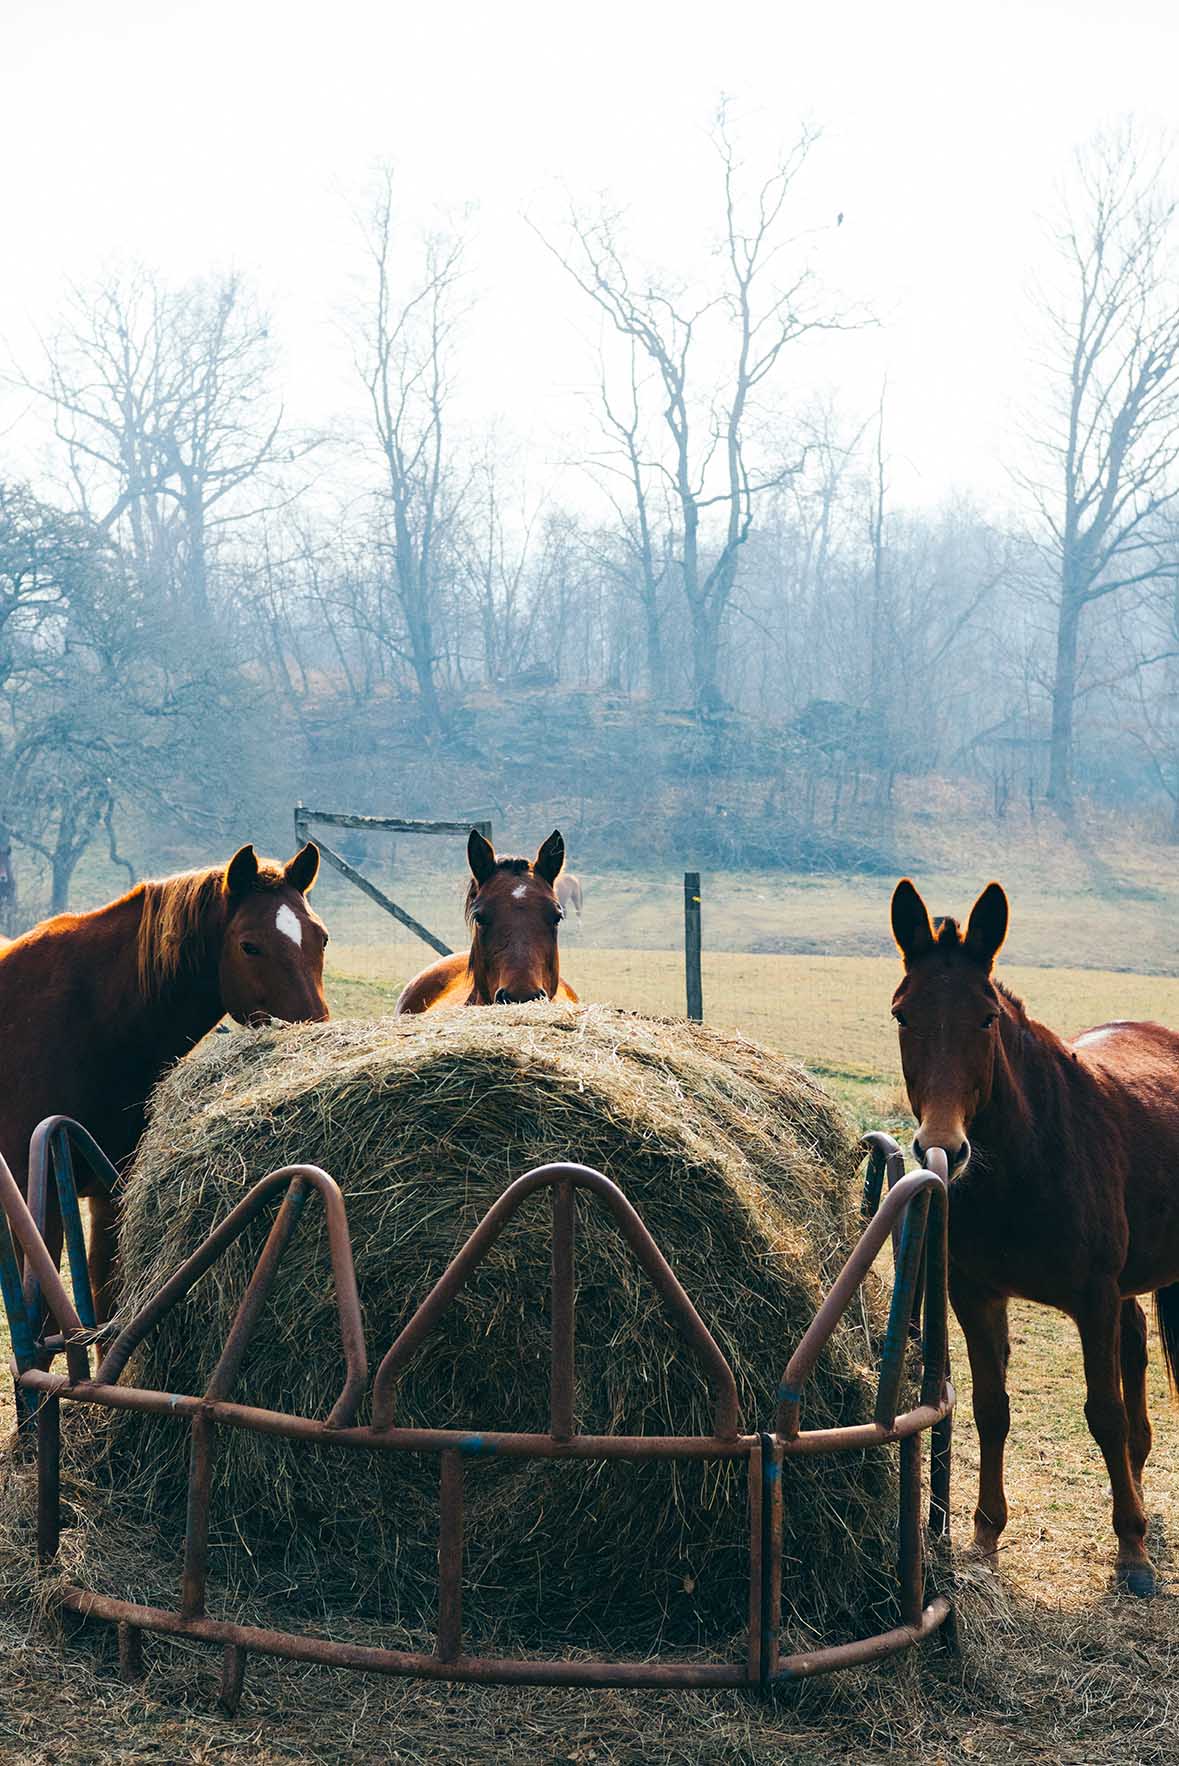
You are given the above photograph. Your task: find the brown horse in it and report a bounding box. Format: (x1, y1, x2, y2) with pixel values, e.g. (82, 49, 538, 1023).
(890, 877, 1179, 1596)
(396, 829, 579, 1014)
(0, 842, 329, 1318)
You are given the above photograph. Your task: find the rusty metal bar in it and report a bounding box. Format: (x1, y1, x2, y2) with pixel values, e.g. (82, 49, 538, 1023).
(373, 1165, 740, 1440)
(118, 1621, 144, 1682)
(96, 1165, 367, 1428)
(898, 1432, 923, 1628)
(874, 1187, 931, 1430)
(0, 1210, 35, 1373)
(746, 1435, 764, 1682)
(218, 1643, 248, 1714)
(761, 1434, 783, 1679)
(550, 1180, 576, 1440)
(775, 1169, 944, 1438)
(60, 1587, 752, 1686)
(21, 1370, 757, 1458)
(779, 1390, 954, 1456)
(773, 1596, 952, 1680)
(436, 1451, 464, 1662)
(21, 1118, 120, 1358)
(30, 1116, 120, 1198)
(860, 1134, 906, 1220)
(182, 1412, 215, 1618)
(36, 1393, 60, 1565)
(920, 1176, 950, 1407)
(204, 1178, 309, 1403)
(50, 1129, 95, 1332)
(0, 1151, 88, 1383)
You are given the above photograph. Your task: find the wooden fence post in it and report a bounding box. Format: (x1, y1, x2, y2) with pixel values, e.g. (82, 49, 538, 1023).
(684, 872, 703, 1022)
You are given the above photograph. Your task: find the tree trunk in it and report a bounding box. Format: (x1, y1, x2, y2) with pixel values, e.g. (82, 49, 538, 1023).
(644, 598, 665, 702)
(1046, 583, 1083, 813)
(51, 848, 75, 915)
(689, 601, 725, 714)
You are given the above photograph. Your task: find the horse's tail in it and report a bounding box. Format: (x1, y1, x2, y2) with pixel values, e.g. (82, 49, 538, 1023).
(1153, 1284, 1179, 1398)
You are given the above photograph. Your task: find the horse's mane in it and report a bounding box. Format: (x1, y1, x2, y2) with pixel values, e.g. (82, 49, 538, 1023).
(463, 857, 533, 926)
(136, 861, 287, 997)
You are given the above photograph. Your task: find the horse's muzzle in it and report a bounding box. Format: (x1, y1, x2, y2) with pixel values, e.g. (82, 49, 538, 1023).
(494, 988, 548, 1005)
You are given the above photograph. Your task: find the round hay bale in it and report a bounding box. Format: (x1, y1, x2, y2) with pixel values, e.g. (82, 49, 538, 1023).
(87, 1003, 899, 1652)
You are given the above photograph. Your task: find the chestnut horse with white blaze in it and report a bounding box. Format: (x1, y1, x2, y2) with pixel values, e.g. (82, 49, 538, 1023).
(396, 829, 578, 1013)
(890, 877, 1179, 1596)
(0, 843, 329, 1318)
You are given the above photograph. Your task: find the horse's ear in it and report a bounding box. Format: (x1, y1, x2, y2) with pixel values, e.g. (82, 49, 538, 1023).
(891, 878, 934, 965)
(225, 844, 260, 897)
(284, 842, 320, 895)
(468, 828, 497, 886)
(965, 882, 1008, 969)
(534, 829, 565, 886)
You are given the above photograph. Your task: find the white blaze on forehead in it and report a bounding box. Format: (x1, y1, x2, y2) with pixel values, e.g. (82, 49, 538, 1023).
(511, 883, 530, 900)
(275, 903, 303, 947)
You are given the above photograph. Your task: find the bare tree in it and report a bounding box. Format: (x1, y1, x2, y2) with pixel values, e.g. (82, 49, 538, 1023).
(543, 107, 850, 713)
(19, 272, 306, 619)
(1025, 125, 1179, 811)
(583, 345, 673, 700)
(352, 171, 467, 736)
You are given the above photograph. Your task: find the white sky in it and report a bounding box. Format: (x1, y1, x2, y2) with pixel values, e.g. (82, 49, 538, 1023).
(2, 0, 1177, 514)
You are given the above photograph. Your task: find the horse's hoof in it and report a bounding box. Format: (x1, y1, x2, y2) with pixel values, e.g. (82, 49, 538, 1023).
(1116, 1560, 1156, 1598)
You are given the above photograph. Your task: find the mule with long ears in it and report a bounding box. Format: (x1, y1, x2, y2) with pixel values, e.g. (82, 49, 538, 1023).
(396, 829, 579, 1013)
(0, 842, 328, 1319)
(890, 877, 1179, 1596)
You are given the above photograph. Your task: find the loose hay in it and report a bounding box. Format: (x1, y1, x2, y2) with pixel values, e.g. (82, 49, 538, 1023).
(78, 1003, 901, 1654)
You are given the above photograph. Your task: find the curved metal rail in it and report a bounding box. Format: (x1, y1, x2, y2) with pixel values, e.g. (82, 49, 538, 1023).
(1, 1118, 954, 1708)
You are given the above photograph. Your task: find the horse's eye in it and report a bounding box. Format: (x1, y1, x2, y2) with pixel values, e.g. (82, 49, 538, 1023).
(472, 909, 488, 929)
(892, 1010, 908, 1028)
(240, 940, 263, 958)
(982, 1012, 998, 1029)
(321, 929, 329, 946)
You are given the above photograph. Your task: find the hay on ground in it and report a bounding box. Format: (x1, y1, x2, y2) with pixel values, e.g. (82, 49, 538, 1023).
(73, 1003, 902, 1653)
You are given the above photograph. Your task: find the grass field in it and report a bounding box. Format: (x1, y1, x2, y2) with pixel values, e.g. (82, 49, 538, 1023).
(6, 841, 1179, 1759)
(325, 942, 1179, 1132)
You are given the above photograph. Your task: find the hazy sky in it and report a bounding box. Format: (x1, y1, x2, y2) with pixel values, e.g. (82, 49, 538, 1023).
(3, 0, 1177, 513)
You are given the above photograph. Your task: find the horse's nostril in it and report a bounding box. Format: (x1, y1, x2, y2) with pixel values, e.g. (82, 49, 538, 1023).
(494, 989, 511, 1005)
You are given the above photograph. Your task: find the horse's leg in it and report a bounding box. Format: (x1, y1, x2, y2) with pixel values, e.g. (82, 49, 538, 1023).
(951, 1273, 1010, 1557)
(87, 1191, 119, 1330)
(1119, 1297, 1151, 1497)
(1075, 1281, 1153, 1595)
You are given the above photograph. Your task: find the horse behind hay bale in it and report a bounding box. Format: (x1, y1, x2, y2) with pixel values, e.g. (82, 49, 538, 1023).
(396, 829, 578, 1012)
(88, 1005, 899, 1653)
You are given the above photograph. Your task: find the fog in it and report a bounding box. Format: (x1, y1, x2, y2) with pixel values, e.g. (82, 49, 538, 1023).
(3, 2, 1179, 927)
